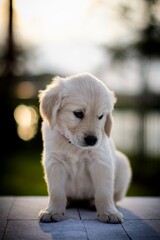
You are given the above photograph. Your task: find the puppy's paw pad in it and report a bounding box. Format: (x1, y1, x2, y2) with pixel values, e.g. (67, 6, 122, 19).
(38, 210, 66, 222)
(97, 211, 124, 224)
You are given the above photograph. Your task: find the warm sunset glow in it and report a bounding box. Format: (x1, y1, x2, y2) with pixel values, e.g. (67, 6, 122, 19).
(1, 0, 160, 91)
(13, 0, 91, 44)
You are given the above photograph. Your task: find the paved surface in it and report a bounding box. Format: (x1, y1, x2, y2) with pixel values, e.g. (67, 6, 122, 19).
(0, 197, 160, 239)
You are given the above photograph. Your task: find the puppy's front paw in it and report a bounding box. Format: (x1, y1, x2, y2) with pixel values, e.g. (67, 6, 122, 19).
(97, 211, 124, 224)
(38, 210, 66, 222)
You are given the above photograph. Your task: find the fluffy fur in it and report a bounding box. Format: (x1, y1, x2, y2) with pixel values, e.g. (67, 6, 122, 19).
(38, 73, 132, 223)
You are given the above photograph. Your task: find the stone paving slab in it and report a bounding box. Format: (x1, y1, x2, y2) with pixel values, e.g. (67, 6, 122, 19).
(117, 197, 160, 220)
(0, 197, 14, 219)
(9, 197, 47, 219)
(0, 197, 160, 240)
(0, 197, 14, 239)
(78, 208, 97, 220)
(3, 220, 52, 240)
(8, 196, 79, 220)
(40, 220, 88, 240)
(122, 220, 160, 240)
(83, 220, 129, 240)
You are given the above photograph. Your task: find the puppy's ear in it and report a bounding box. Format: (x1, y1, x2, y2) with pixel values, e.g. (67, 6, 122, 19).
(104, 113, 113, 137)
(39, 77, 63, 127)
(104, 89, 116, 137)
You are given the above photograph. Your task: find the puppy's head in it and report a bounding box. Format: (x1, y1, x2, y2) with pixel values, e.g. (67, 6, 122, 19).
(39, 73, 116, 148)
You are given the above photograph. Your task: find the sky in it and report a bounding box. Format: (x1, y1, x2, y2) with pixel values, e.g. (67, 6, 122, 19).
(0, 0, 160, 94)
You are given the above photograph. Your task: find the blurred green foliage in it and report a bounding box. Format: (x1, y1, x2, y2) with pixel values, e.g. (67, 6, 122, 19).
(1, 151, 47, 196)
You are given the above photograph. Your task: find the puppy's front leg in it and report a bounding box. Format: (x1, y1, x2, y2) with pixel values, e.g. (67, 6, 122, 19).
(39, 162, 67, 222)
(90, 162, 124, 223)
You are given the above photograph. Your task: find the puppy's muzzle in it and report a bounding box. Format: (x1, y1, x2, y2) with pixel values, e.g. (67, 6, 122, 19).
(84, 135, 97, 146)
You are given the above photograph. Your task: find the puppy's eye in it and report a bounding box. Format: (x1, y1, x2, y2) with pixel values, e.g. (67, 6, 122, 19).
(98, 114, 104, 120)
(73, 111, 84, 119)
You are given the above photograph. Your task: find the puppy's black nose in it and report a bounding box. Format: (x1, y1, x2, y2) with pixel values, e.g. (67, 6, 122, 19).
(84, 135, 97, 146)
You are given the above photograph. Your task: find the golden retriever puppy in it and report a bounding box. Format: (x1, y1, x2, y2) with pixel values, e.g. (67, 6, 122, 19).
(38, 73, 132, 223)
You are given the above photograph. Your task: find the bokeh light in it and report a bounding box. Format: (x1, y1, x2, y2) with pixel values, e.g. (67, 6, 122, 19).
(14, 104, 39, 141)
(15, 81, 36, 99)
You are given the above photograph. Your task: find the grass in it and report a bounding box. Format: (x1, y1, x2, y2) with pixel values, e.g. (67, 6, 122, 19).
(1, 151, 47, 195)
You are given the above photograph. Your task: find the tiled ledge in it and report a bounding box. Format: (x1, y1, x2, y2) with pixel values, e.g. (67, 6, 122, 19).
(0, 197, 160, 240)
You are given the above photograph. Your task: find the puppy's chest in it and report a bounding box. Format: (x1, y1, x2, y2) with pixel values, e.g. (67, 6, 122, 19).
(64, 153, 94, 199)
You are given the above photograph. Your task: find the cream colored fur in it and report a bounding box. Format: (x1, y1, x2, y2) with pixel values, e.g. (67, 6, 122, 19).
(38, 73, 132, 223)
